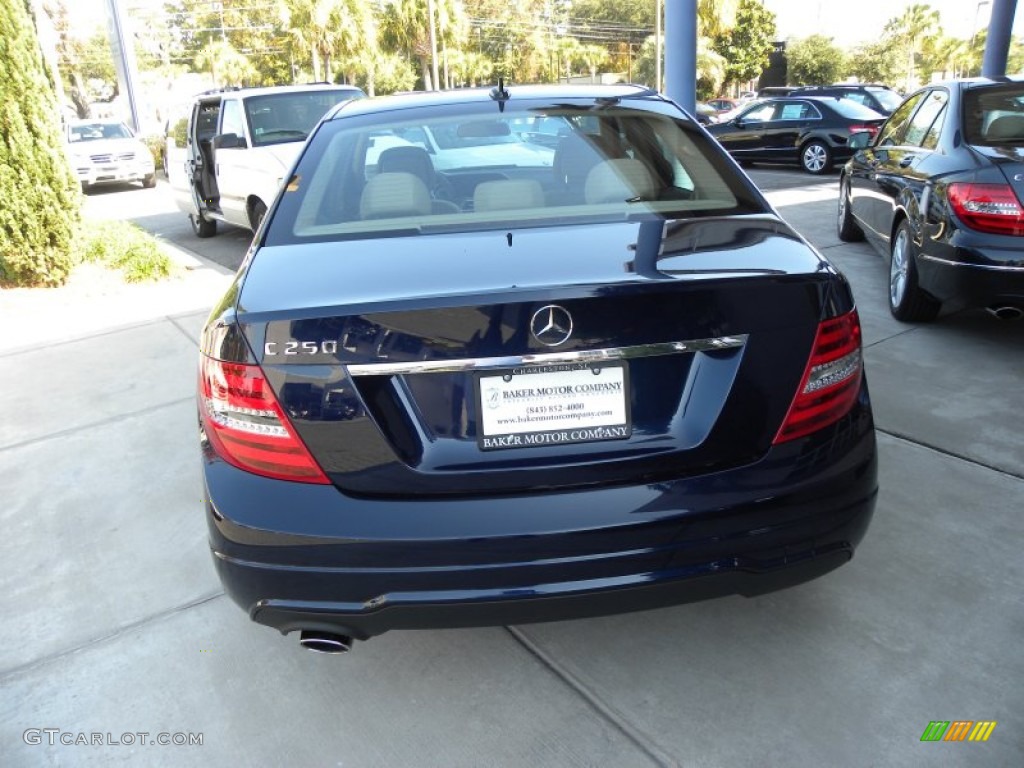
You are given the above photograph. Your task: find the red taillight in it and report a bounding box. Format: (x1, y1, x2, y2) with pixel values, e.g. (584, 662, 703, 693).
(199, 355, 330, 484)
(947, 183, 1024, 236)
(774, 309, 863, 444)
(849, 124, 879, 137)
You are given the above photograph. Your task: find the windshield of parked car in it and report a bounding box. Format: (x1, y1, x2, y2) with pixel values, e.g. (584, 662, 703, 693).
(245, 90, 362, 147)
(266, 100, 765, 245)
(68, 123, 132, 142)
(964, 84, 1024, 145)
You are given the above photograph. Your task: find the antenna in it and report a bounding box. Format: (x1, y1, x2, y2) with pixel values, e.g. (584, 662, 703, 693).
(490, 78, 511, 111)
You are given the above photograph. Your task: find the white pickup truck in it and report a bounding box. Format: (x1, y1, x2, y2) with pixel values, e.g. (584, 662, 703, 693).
(167, 84, 364, 237)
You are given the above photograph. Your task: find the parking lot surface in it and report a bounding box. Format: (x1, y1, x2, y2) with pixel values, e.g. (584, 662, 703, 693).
(1, 169, 1021, 767)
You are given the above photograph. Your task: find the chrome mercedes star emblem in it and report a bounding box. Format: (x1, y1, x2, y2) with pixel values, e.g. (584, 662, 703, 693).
(530, 305, 573, 347)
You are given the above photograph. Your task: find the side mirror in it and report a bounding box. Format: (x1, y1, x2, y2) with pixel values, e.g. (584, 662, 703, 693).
(213, 132, 245, 149)
(733, 119, 745, 129)
(848, 131, 873, 150)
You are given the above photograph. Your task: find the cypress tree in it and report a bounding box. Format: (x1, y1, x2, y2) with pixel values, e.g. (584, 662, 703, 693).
(0, 0, 81, 286)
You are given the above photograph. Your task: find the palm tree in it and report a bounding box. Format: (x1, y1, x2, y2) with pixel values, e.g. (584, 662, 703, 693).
(279, 0, 368, 82)
(925, 36, 968, 79)
(379, 0, 463, 90)
(884, 3, 941, 90)
(697, 0, 739, 39)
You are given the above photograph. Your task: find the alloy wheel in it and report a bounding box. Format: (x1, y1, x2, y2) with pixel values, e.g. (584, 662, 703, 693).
(890, 228, 909, 308)
(802, 143, 828, 173)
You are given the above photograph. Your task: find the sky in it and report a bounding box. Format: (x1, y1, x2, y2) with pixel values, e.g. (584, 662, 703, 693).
(763, 0, 1021, 47)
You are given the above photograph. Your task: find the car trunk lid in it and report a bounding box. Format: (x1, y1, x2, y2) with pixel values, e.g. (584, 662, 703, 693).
(238, 217, 837, 497)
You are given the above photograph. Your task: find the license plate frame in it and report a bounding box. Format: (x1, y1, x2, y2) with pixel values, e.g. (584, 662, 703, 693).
(475, 362, 631, 451)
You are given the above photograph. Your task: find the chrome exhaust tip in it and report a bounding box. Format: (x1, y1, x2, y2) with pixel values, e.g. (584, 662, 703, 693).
(299, 630, 353, 654)
(986, 305, 1023, 321)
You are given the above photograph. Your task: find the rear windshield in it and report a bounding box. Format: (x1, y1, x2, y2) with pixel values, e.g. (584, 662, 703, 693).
(265, 100, 765, 245)
(828, 99, 885, 120)
(867, 88, 903, 112)
(245, 89, 363, 147)
(964, 84, 1024, 145)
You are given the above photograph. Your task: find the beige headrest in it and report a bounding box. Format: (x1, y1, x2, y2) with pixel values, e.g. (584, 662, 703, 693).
(473, 179, 545, 212)
(584, 159, 657, 204)
(359, 172, 432, 219)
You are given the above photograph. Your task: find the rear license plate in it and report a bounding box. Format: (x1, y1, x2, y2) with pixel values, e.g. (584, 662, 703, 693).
(476, 362, 631, 450)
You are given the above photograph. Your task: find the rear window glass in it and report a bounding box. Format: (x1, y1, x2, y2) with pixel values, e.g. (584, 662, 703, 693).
(828, 99, 885, 120)
(964, 84, 1024, 145)
(867, 88, 904, 112)
(266, 101, 764, 245)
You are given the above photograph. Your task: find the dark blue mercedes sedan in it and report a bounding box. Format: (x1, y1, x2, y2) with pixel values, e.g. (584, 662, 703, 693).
(198, 84, 877, 653)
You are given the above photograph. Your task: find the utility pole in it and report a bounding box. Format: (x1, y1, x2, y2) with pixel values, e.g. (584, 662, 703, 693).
(104, 0, 141, 132)
(655, 0, 662, 93)
(427, 0, 440, 90)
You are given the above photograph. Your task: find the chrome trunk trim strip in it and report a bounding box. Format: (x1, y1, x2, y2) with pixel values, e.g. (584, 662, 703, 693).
(346, 335, 748, 376)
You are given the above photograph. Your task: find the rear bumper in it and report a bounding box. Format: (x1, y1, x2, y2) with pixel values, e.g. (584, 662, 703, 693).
(918, 252, 1024, 310)
(206, 403, 877, 640)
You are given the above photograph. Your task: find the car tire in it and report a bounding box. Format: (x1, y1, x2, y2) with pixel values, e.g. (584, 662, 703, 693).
(190, 213, 217, 239)
(837, 176, 864, 242)
(143, 173, 157, 189)
(889, 220, 939, 322)
(80, 181, 90, 195)
(800, 140, 832, 175)
(249, 199, 268, 232)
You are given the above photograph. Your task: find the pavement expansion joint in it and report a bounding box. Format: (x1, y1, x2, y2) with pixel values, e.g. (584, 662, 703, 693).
(863, 326, 920, 350)
(0, 397, 195, 454)
(0, 316, 172, 359)
(877, 428, 1024, 482)
(0, 590, 225, 683)
(506, 625, 679, 768)
(168, 316, 201, 347)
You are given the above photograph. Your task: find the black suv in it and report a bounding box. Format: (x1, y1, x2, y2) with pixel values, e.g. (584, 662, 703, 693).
(788, 84, 902, 115)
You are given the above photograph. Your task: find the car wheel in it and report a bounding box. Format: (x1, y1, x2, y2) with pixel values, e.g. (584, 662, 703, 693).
(889, 221, 939, 322)
(249, 199, 268, 232)
(837, 176, 864, 241)
(190, 213, 217, 239)
(800, 140, 832, 175)
(143, 174, 157, 189)
(80, 181, 90, 195)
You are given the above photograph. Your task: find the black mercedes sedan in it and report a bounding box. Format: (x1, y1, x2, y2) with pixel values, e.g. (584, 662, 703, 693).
(838, 78, 1024, 321)
(199, 84, 877, 653)
(707, 96, 886, 174)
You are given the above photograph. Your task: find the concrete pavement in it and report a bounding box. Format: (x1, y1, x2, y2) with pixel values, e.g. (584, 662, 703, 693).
(0, 174, 1021, 766)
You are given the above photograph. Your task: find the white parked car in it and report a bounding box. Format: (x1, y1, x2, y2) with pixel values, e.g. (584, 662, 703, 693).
(166, 84, 364, 237)
(65, 119, 156, 193)
(391, 121, 555, 171)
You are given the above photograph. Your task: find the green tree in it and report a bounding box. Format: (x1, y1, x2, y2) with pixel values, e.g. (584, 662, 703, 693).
(713, 0, 775, 90)
(697, 0, 738, 39)
(166, 0, 292, 87)
(1, 0, 81, 286)
(847, 40, 903, 85)
(883, 3, 940, 89)
(921, 35, 969, 80)
(195, 39, 257, 86)
(695, 37, 727, 99)
(380, 0, 466, 89)
(571, 0, 653, 28)
(786, 34, 845, 85)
